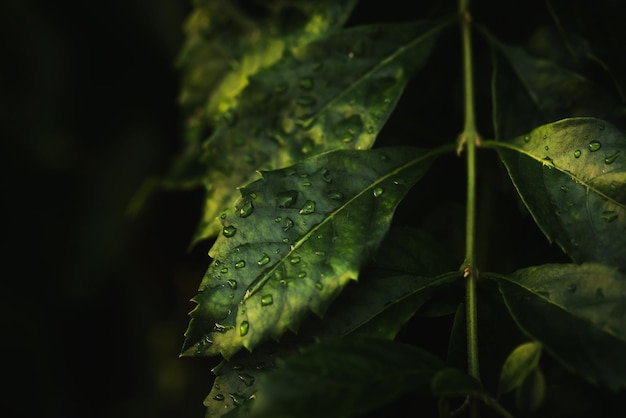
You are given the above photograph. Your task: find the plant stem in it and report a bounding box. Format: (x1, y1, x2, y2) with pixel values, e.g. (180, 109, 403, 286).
(459, 0, 481, 408)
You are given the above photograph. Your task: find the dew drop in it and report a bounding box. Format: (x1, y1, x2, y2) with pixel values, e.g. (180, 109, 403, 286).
(573, 149, 582, 158)
(274, 216, 282, 223)
(277, 190, 299, 208)
(373, 187, 384, 197)
(298, 271, 307, 278)
(213, 393, 225, 401)
(257, 253, 271, 266)
(229, 393, 247, 407)
(321, 168, 333, 183)
(235, 260, 246, 269)
(220, 267, 229, 274)
(261, 294, 273, 306)
(544, 145, 549, 151)
(327, 190, 344, 201)
(601, 210, 618, 223)
(560, 185, 569, 192)
(238, 201, 254, 217)
(333, 115, 363, 143)
(290, 256, 301, 264)
(523, 135, 530, 142)
(223, 225, 237, 237)
(604, 150, 621, 164)
(315, 250, 326, 257)
(299, 200, 316, 215)
(239, 321, 249, 336)
(283, 218, 294, 231)
(302, 181, 312, 187)
(588, 141, 601, 152)
(299, 77, 313, 90)
(227, 279, 237, 289)
(238, 373, 255, 387)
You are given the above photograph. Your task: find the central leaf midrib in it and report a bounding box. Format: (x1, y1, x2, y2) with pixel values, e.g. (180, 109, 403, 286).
(242, 148, 445, 301)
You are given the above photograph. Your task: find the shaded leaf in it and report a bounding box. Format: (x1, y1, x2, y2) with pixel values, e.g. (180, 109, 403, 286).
(305, 272, 460, 340)
(499, 341, 542, 394)
(547, 0, 626, 102)
(245, 336, 448, 418)
(189, 17, 453, 241)
(515, 367, 546, 415)
(494, 263, 626, 391)
(489, 37, 626, 140)
(494, 117, 626, 270)
(181, 147, 438, 359)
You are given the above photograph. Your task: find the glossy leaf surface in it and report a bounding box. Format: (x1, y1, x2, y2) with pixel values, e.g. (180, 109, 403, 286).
(189, 18, 451, 241)
(181, 147, 436, 359)
(177, 0, 358, 147)
(495, 117, 626, 270)
(495, 263, 626, 391)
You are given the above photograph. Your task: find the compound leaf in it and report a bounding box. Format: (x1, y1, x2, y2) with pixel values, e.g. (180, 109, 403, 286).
(181, 147, 438, 359)
(494, 117, 626, 270)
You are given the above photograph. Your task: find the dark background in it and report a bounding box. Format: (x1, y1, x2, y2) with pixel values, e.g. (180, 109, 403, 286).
(0, 1, 567, 417)
(2, 1, 213, 417)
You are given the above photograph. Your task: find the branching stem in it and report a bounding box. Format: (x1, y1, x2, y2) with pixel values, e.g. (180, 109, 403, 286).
(459, 0, 481, 415)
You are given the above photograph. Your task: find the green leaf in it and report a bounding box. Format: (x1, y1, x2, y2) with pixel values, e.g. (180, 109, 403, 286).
(189, 17, 452, 241)
(495, 263, 626, 391)
(245, 336, 448, 418)
(177, 0, 358, 146)
(494, 117, 626, 270)
(499, 341, 542, 394)
(203, 342, 293, 418)
(181, 147, 438, 359)
(490, 39, 626, 140)
(305, 272, 460, 340)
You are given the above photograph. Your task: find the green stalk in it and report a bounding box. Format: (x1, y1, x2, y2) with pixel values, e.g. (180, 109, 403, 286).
(459, 0, 481, 414)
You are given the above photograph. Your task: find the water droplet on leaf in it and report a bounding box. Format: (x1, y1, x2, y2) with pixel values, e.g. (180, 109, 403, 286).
(601, 210, 618, 222)
(588, 141, 601, 152)
(283, 218, 294, 231)
(299, 200, 316, 215)
(290, 256, 301, 264)
(235, 260, 246, 269)
(238, 201, 254, 217)
(239, 321, 249, 336)
(373, 187, 384, 197)
(227, 279, 237, 289)
(277, 190, 298, 208)
(604, 151, 620, 164)
(261, 294, 273, 306)
(257, 253, 270, 266)
(573, 149, 581, 158)
(333, 115, 363, 143)
(213, 394, 225, 401)
(238, 373, 255, 387)
(223, 225, 237, 237)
